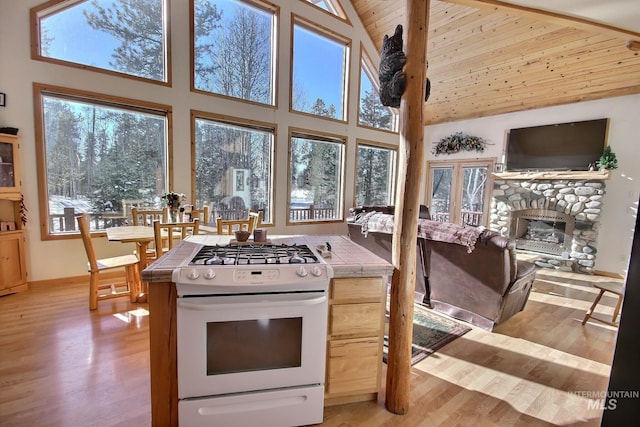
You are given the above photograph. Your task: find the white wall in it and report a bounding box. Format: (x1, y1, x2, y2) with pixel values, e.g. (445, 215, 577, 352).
(425, 94, 640, 275)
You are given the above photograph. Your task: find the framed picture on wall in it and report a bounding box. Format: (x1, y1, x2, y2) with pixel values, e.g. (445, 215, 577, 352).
(494, 163, 504, 173)
(0, 93, 5, 107)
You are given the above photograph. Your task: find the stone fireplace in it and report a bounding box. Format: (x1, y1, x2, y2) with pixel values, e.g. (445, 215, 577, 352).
(489, 172, 608, 274)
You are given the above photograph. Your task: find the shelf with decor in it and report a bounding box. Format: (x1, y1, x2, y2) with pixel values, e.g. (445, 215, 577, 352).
(492, 169, 611, 181)
(0, 133, 27, 296)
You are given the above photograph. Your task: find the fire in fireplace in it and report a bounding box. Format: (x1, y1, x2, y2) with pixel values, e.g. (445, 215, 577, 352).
(509, 209, 575, 256)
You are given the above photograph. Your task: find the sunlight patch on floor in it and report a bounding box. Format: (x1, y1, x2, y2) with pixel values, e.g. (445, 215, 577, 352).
(113, 308, 149, 324)
(528, 290, 595, 310)
(442, 327, 612, 371)
(414, 342, 608, 425)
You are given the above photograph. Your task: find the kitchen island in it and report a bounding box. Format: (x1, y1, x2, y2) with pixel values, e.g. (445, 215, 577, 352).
(142, 234, 393, 426)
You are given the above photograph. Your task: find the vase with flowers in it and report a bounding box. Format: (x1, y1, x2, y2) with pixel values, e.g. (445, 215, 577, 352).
(162, 191, 185, 222)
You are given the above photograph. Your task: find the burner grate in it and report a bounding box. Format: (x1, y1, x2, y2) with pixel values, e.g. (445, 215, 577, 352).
(190, 244, 320, 266)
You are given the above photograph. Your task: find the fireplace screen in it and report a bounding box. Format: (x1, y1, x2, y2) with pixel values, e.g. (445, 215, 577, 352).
(524, 219, 566, 245)
(510, 209, 574, 256)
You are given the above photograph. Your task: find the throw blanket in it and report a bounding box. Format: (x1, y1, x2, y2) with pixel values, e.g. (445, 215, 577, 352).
(354, 212, 485, 253)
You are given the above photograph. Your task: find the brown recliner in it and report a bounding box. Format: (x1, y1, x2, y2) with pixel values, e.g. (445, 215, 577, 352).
(427, 230, 536, 331)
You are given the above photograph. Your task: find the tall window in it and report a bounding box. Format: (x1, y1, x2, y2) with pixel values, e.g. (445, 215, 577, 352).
(359, 51, 397, 131)
(193, 0, 277, 105)
(194, 115, 274, 223)
(291, 18, 350, 121)
(34, 84, 169, 239)
(355, 142, 397, 206)
(33, 0, 168, 83)
(289, 131, 344, 223)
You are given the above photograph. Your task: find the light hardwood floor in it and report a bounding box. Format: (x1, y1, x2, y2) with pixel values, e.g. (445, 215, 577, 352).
(0, 269, 621, 426)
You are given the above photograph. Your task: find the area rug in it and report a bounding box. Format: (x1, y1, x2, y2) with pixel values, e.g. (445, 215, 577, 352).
(383, 302, 471, 365)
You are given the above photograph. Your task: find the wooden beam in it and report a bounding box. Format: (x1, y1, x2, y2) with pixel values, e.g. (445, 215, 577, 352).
(385, 0, 430, 415)
(443, 0, 640, 41)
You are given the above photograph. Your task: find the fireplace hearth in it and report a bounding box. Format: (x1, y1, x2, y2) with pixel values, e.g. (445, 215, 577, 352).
(490, 175, 607, 274)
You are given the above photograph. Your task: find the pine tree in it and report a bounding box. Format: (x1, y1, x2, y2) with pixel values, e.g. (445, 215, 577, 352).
(359, 89, 392, 130)
(84, 0, 167, 80)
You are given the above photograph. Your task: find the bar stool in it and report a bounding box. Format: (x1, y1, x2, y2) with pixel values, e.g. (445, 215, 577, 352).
(581, 281, 625, 326)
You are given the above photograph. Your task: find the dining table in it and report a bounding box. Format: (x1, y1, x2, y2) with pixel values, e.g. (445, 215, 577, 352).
(105, 224, 218, 300)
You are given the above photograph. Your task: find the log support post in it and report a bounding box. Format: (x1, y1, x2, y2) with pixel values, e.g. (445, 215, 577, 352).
(385, 0, 430, 415)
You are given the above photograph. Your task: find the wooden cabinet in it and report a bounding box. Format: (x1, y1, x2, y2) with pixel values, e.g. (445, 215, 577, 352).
(0, 134, 20, 194)
(0, 133, 27, 296)
(325, 277, 387, 406)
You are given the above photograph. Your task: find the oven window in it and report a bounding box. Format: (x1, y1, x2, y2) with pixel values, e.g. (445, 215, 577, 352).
(206, 317, 303, 375)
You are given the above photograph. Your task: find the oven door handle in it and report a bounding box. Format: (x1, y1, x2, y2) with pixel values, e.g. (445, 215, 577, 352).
(177, 295, 327, 311)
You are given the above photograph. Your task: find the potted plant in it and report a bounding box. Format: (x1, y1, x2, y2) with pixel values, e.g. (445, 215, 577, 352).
(596, 146, 618, 170)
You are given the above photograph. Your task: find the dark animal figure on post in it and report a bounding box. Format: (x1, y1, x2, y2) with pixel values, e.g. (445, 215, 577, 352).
(378, 24, 431, 108)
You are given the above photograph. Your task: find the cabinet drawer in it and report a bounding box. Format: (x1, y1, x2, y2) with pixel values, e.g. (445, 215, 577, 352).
(326, 338, 380, 395)
(331, 277, 384, 303)
(329, 303, 382, 338)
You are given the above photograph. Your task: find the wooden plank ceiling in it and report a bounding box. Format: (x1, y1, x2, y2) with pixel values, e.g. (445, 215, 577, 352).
(351, 0, 640, 125)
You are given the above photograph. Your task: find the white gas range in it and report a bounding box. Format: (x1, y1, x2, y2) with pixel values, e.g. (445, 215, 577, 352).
(172, 242, 333, 427)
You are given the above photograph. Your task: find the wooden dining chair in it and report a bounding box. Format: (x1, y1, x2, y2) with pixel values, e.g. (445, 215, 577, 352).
(153, 218, 200, 259)
(188, 206, 210, 224)
(77, 214, 141, 310)
(216, 217, 253, 235)
(131, 207, 167, 226)
(130, 207, 168, 265)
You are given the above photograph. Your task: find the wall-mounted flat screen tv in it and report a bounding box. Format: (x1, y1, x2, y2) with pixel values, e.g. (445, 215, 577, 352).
(505, 118, 609, 171)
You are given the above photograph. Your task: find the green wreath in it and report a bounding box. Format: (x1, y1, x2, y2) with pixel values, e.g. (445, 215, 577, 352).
(433, 132, 487, 155)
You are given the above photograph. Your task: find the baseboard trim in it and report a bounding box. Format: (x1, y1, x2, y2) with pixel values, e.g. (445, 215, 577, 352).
(28, 271, 124, 287)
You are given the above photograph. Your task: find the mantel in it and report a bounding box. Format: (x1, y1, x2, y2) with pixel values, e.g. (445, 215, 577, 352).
(492, 170, 611, 181)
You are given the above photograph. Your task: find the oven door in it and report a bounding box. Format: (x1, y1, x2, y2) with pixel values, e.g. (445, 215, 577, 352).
(177, 291, 328, 399)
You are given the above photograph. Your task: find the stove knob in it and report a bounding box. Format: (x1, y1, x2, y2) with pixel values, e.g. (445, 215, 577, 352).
(187, 269, 200, 280)
(311, 266, 323, 277)
(204, 269, 216, 280)
(296, 266, 308, 277)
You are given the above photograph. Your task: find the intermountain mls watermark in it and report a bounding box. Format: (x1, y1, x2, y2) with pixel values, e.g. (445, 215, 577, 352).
(571, 390, 640, 410)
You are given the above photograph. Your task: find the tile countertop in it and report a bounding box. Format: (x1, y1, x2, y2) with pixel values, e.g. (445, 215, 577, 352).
(141, 234, 394, 283)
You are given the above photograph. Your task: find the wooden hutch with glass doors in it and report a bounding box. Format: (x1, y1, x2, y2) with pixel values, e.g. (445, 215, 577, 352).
(0, 133, 27, 296)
